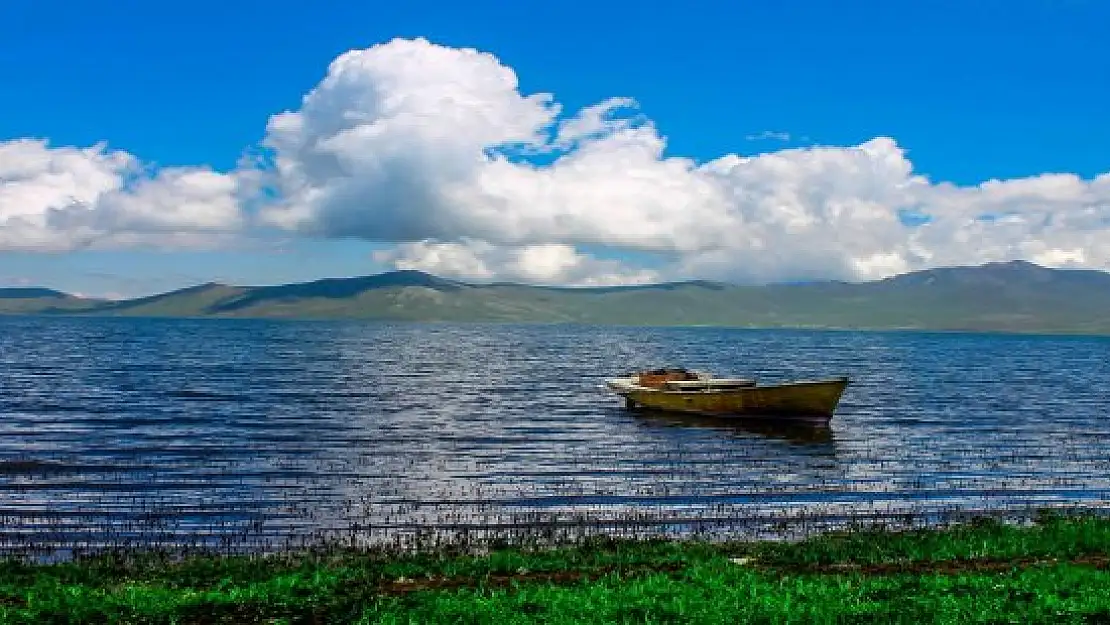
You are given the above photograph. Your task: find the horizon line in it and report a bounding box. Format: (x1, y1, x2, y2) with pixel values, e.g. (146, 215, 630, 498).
(0, 258, 1099, 302)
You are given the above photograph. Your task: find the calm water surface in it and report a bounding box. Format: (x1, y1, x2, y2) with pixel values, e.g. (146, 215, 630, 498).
(1, 317, 1109, 556)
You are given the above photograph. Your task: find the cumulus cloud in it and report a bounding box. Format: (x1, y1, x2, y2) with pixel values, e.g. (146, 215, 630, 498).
(4, 37, 1109, 286)
(0, 139, 243, 252)
(248, 37, 1110, 284)
(372, 239, 660, 286)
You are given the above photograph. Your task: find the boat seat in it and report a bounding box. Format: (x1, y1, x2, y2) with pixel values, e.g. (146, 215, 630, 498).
(664, 378, 756, 389)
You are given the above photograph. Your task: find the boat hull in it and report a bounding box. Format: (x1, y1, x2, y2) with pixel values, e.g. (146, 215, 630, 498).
(606, 376, 849, 421)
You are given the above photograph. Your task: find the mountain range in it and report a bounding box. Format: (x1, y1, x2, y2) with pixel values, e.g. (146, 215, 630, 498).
(3, 260, 1110, 334)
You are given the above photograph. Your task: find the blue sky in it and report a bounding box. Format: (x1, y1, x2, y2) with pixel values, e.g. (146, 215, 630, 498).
(1, 0, 1108, 297)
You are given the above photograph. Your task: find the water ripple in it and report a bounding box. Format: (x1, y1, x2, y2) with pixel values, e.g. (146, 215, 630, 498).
(1, 317, 1109, 556)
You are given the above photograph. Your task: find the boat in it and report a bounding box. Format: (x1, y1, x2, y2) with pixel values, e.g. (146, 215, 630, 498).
(604, 368, 849, 421)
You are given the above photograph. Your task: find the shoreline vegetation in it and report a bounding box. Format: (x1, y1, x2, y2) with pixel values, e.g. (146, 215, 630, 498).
(4, 261, 1110, 335)
(3, 510, 1109, 623)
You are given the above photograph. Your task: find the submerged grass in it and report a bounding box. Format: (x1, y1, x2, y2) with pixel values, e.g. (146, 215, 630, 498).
(1, 511, 1109, 623)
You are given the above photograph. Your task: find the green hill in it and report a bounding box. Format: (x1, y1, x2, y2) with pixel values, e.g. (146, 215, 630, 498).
(86, 283, 248, 317)
(5, 261, 1110, 334)
(0, 288, 103, 315)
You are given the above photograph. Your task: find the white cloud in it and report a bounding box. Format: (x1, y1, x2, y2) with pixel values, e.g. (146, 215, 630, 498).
(96, 168, 243, 233)
(744, 130, 793, 142)
(5, 37, 1110, 286)
(256, 37, 560, 242)
(0, 139, 243, 252)
(373, 239, 660, 286)
(1, 139, 131, 252)
(250, 37, 1110, 284)
(553, 97, 642, 148)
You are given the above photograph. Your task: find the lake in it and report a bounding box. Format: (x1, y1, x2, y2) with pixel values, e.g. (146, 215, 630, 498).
(1, 316, 1109, 558)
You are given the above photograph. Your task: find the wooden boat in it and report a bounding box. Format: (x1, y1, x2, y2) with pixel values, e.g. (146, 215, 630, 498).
(604, 368, 849, 421)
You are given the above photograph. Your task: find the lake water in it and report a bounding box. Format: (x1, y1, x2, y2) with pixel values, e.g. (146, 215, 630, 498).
(1, 316, 1109, 557)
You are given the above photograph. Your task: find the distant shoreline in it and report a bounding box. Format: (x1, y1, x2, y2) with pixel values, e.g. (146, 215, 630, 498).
(4, 261, 1110, 335)
(3, 311, 1110, 339)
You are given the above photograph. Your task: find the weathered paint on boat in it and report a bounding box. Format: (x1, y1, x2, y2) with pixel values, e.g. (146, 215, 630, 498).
(605, 372, 849, 421)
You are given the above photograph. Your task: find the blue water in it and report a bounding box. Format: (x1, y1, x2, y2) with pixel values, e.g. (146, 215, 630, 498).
(1, 316, 1109, 556)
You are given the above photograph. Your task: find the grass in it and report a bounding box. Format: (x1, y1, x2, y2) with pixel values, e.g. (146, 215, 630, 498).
(1, 512, 1109, 623)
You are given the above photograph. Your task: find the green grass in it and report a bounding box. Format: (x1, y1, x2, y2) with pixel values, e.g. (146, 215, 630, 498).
(2, 513, 1109, 623)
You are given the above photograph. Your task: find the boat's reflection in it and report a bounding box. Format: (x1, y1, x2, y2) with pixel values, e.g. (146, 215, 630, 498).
(631, 408, 836, 447)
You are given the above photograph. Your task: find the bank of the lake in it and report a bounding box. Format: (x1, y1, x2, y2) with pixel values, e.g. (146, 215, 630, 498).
(3, 513, 1108, 623)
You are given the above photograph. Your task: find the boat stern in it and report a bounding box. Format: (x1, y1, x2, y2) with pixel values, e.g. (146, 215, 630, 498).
(603, 377, 638, 394)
